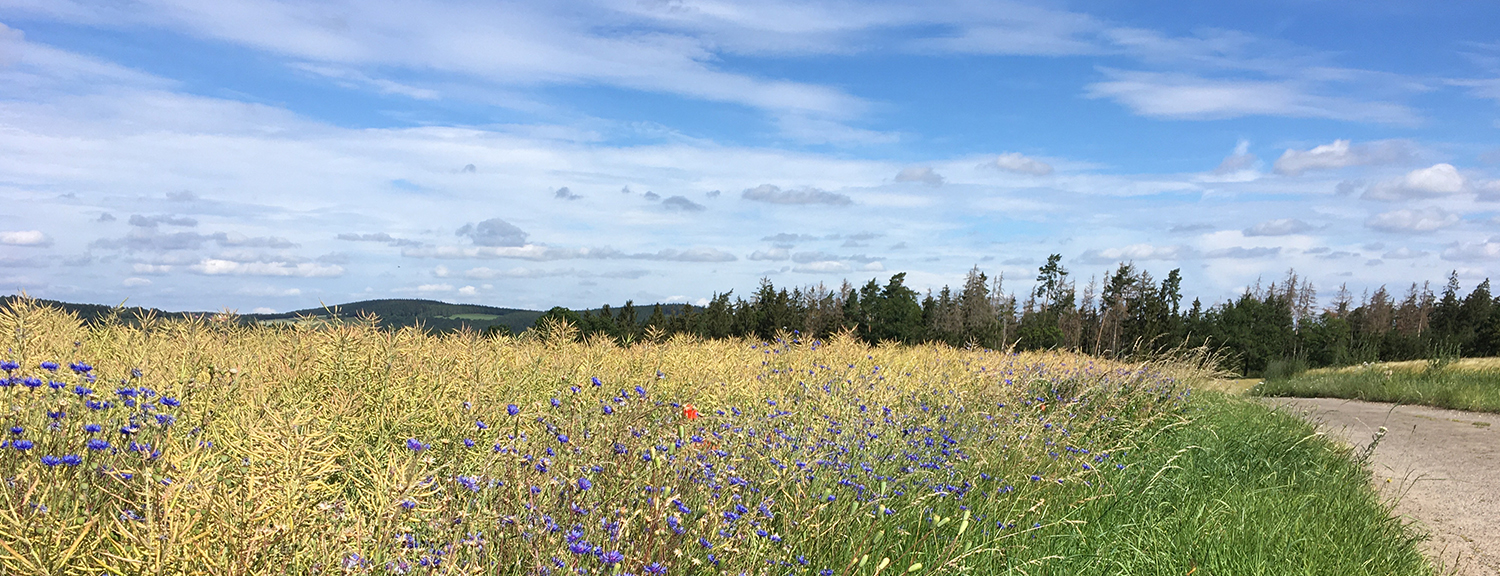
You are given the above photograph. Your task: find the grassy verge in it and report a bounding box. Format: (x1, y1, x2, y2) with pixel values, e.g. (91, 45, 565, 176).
(1255, 358, 1500, 413)
(0, 300, 1430, 574)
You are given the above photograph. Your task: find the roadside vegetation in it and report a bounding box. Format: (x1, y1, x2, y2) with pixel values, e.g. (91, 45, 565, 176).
(1256, 358, 1500, 413)
(0, 299, 1429, 574)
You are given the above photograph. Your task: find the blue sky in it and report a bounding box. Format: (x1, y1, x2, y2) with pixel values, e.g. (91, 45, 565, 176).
(1, 0, 1498, 313)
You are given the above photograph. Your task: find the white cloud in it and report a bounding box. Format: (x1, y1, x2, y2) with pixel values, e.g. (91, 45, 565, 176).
(122, 277, 151, 287)
(792, 261, 851, 273)
(988, 152, 1053, 176)
(1442, 240, 1500, 262)
(860, 261, 885, 271)
(748, 248, 791, 261)
(1243, 218, 1313, 237)
(894, 166, 945, 186)
(417, 283, 453, 292)
(1211, 140, 1258, 176)
(1272, 139, 1414, 176)
(1365, 207, 1459, 233)
(741, 184, 853, 205)
(0, 230, 51, 246)
(1086, 71, 1418, 125)
(190, 259, 345, 277)
(1382, 247, 1430, 259)
(1079, 243, 1191, 264)
(1362, 163, 1466, 201)
(457, 285, 478, 296)
(250, 306, 276, 314)
(132, 264, 172, 275)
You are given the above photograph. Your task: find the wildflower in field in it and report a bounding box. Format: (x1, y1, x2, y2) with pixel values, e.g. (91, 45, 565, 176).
(682, 403, 699, 420)
(644, 563, 667, 575)
(507, 404, 520, 416)
(0, 360, 16, 372)
(39, 361, 58, 371)
(601, 550, 624, 565)
(87, 439, 109, 451)
(406, 438, 429, 452)
(40, 455, 61, 466)
(577, 477, 592, 491)
(61, 454, 82, 466)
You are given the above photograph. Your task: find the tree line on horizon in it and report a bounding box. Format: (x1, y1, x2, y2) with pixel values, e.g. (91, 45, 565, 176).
(529, 255, 1500, 377)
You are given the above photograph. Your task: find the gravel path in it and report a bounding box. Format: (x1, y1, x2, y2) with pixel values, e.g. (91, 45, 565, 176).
(1264, 398, 1500, 576)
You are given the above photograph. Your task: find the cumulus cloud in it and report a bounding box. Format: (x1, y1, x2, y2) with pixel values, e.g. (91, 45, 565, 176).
(1273, 139, 1414, 176)
(643, 191, 661, 201)
(190, 259, 345, 277)
(741, 184, 852, 206)
(1362, 164, 1466, 201)
(988, 153, 1053, 176)
(1442, 240, 1500, 262)
(792, 251, 837, 263)
(1212, 140, 1258, 175)
(761, 233, 818, 244)
(404, 244, 735, 262)
(97, 212, 116, 222)
(1365, 207, 1460, 233)
(554, 187, 581, 200)
(0, 230, 51, 246)
(1478, 180, 1500, 201)
(216, 233, 298, 248)
(748, 248, 790, 261)
(122, 277, 151, 287)
(662, 195, 705, 211)
(455, 218, 529, 247)
(1243, 218, 1313, 237)
(1079, 244, 1191, 264)
(337, 232, 421, 247)
(1206, 247, 1280, 259)
(792, 261, 851, 273)
(128, 214, 197, 228)
(1382, 247, 1430, 259)
(894, 166, 945, 186)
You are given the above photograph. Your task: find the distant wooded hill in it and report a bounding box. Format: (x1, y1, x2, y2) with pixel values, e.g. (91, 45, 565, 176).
(0, 296, 553, 335)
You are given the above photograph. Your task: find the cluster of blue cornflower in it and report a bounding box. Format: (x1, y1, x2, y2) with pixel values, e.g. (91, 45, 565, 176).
(353, 343, 1184, 575)
(1, 359, 188, 520)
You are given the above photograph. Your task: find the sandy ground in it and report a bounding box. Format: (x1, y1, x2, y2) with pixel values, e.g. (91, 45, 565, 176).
(1264, 398, 1500, 576)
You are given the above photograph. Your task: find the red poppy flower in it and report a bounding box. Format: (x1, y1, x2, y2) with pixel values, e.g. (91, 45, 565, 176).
(682, 404, 699, 420)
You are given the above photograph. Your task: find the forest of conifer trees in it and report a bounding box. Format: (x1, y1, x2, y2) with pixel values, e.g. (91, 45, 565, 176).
(530, 255, 1500, 377)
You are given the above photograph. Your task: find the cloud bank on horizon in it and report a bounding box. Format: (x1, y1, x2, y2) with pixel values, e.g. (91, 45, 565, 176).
(1, 0, 1499, 312)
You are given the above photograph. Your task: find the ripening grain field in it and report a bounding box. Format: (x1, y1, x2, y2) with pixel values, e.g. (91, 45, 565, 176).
(0, 299, 1429, 575)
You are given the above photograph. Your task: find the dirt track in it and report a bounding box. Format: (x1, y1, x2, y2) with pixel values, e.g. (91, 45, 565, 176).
(1264, 398, 1500, 576)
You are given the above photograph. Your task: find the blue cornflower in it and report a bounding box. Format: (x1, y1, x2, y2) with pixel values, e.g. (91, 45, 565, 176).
(551, 397, 561, 407)
(40, 455, 61, 467)
(87, 439, 110, 451)
(641, 452, 652, 462)
(83, 424, 102, 434)
(13, 440, 33, 451)
(635, 385, 647, 397)
(61, 454, 82, 466)
(590, 376, 602, 387)
(602, 405, 614, 415)
(406, 438, 429, 452)
(673, 500, 691, 515)
(0, 360, 17, 372)
(507, 404, 520, 416)
(22, 377, 42, 389)
(577, 477, 592, 491)
(73, 385, 92, 397)
(698, 537, 712, 549)
(117, 387, 138, 398)
(155, 414, 175, 426)
(601, 550, 624, 565)
(160, 397, 180, 408)
(557, 434, 569, 444)
(47, 409, 65, 420)
(131, 368, 143, 379)
(1029, 475, 1042, 482)
(476, 420, 489, 430)
(820, 570, 835, 576)
(644, 563, 667, 575)
(8, 426, 21, 435)
(39, 361, 59, 372)
(568, 541, 592, 555)
(400, 499, 417, 510)
(463, 438, 475, 448)
(48, 380, 64, 390)
(69, 362, 92, 373)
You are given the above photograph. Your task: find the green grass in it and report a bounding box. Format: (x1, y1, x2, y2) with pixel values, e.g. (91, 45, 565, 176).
(985, 393, 1429, 575)
(1255, 358, 1500, 413)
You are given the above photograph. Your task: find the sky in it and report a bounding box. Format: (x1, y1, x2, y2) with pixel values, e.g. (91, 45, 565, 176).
(1, 0, 1499, 314)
